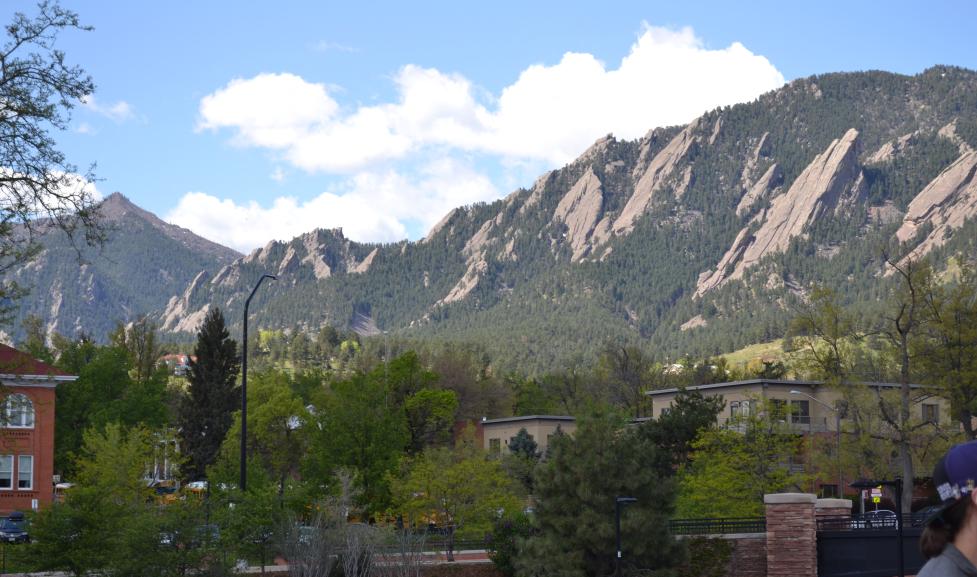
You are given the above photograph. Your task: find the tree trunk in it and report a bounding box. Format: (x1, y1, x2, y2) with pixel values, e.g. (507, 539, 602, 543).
(899, 341, 914, 514)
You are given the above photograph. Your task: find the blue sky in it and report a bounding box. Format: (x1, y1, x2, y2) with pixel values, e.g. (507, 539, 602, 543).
(5, 1, 976, 252)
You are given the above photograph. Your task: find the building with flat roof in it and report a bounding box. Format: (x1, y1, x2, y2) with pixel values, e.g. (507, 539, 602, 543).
(481, 415, 577, 456)
(646, 378, 946, 433)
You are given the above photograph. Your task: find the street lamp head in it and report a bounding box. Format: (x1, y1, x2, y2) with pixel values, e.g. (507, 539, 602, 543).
(616, 497, 637, 504)
(263, 274, 278, 281)
(789, 390, 801, 395)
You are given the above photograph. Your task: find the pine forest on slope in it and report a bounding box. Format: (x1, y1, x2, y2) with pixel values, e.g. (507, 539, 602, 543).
(13, 66, 977, 374)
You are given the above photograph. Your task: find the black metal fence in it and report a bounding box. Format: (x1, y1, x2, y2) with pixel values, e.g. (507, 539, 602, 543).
(817, 522, 924, 577)
(816, 514, 925, 531)
(668, 517, 766, 535)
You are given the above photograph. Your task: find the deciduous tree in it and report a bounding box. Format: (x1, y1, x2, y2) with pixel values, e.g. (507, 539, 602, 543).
(306, 371, 407, 513)
(0, 1, 102, 322)
(393, 442, 520, 562)
(675, 402, 807, 517)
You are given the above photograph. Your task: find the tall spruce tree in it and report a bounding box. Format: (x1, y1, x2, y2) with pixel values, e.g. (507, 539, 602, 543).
(179, 308, 240, 481)
(516, 408, 682, 577)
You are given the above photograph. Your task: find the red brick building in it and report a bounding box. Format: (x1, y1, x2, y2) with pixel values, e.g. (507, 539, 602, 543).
(0, 344, 76, 514)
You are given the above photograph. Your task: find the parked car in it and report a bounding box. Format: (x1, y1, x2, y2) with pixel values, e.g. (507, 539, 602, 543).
(0, 512, 29, 543)
(852, 509, 898, 529)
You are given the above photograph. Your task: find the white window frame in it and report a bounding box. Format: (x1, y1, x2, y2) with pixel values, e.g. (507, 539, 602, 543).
(17, 455, 32, 490)
(0, 455, 12, 490)
(3, 394, 34, 428)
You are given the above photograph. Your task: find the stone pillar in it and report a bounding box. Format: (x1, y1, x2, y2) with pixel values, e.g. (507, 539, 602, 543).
(814, 498, 852, 533)
(815, 498, 852, 519)
(764, 493, 816, 577)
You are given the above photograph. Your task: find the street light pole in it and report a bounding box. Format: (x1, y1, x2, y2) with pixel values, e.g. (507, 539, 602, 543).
(241, 273, 277, 492)
(615, 497, 637, 577)
(791, 390, 843, 497)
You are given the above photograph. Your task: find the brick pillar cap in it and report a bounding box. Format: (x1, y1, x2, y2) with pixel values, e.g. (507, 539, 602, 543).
(815, 498, 852, 509)
(763, 492, 817, 504)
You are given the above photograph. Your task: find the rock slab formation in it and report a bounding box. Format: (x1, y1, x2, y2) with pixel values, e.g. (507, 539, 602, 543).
(895, 150, 977, 262)
(697, 128, 864, 295)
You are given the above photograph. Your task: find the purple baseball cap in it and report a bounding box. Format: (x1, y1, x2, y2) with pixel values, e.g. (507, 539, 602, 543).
(928, 440, 977, 525)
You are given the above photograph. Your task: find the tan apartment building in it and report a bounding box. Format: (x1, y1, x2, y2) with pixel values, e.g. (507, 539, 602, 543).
(648, 378, 949, 499)
(646, 378, 948, 433)
(481, 415, 577, 456)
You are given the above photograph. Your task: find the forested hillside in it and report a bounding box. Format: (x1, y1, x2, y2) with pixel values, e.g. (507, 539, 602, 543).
(17, 67, 977, 374)
(5, 193, 241, 342)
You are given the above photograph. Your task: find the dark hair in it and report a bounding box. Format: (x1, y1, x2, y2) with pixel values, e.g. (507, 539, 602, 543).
(921, 498, 973, 559)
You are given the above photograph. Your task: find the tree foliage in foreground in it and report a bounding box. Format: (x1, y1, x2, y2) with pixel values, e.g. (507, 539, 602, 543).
(31, 425, 152, 576)
(0, 1, 102, 322)
(676, 402, 808, 518)
(393, 436, 521, 561)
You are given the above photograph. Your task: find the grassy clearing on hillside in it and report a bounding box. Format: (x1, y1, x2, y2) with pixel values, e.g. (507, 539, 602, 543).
(720, 340, 786, 372)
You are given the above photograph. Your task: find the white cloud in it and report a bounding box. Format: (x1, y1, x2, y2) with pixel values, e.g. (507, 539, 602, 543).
(189, 25, 785, 248)
(81, 96, 135, 122)
(166, 159, 498, 252)
(197, 73, 339, 149)
(198, 25, 784, 171)
(270, 167, 286, 182)
(310, 40, 356, 53)
(76, 122, 95, 135)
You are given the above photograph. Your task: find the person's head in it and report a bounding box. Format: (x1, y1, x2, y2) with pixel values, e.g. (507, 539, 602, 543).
(921, 441, 977, 558)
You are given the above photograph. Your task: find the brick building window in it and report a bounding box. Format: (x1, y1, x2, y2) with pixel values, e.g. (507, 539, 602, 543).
(0, 456, 11, 489)
(2, 394, 34, 428)
(17, 455, 32, 490)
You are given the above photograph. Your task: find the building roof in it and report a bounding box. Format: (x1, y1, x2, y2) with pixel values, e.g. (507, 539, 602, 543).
(482, 415, 576, 425)
(0, 344, 77, 382)
(646, 378, 927, 396)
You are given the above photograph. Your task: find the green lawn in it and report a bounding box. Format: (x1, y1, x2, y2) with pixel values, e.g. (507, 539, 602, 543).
(720, 340, 787, 372)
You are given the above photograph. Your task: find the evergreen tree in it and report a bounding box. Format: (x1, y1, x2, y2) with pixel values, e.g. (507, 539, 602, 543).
(508, 427, 539, 459)
(640, 388, 725, 474)
(516, 408, 682, 577)
(178, 307, 240, 481)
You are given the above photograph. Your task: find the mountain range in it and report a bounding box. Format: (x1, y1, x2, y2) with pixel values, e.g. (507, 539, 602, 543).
(9, 66, 977, 374)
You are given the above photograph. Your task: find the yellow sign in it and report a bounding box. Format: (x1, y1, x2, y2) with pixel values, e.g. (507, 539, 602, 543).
(872, 497, 881, 504)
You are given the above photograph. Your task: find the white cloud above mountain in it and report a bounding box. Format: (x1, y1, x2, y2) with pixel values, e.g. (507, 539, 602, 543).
(189, 24, 784, 249)
(166, 159, 497, 253)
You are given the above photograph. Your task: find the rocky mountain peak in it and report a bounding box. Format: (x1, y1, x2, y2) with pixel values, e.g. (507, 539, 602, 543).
(99, 192, 241, 264)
